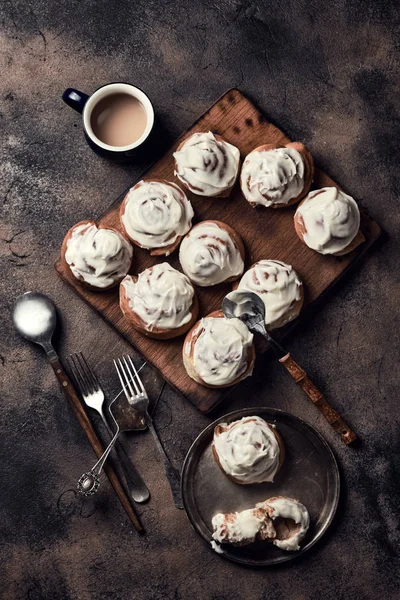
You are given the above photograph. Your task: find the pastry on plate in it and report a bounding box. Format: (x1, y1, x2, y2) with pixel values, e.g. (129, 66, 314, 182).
(256, 497, 310, 551)
(212, 496, 310, 552)
(120, 263, 198, 339)
(294, 186, 362, 255)
(240, 142, 314, 208)
(212, 416, 284, 484)
(235, 259, 304, 330)
(183, 310, 255, 388)
(173, 131, 240, 198)
(212, 506, 276, 547)
(61, 219, 132, 291)
(120, 179, 194, 256)
(179, 220, 245, 287)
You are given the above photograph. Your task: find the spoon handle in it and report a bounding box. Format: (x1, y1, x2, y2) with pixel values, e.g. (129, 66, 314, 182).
(49, 357, 143, 531)
(279, 353, 357, 445)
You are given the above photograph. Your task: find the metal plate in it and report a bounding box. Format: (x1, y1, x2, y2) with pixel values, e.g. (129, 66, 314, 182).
(181, 408, 340, 566)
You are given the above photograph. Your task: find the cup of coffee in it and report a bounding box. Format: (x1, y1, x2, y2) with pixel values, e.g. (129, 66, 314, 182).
(62, 82, 155, 161)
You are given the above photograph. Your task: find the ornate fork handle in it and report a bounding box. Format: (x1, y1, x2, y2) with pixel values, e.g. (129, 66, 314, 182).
(145, 415, 183, 509)
(78, 430, 120, 495)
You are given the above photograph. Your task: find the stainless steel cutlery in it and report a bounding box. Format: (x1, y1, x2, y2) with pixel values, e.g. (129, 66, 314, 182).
(68, 353, 150, 502)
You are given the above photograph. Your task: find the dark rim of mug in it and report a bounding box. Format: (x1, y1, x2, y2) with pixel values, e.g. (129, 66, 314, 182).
(83, 82, 155, 153)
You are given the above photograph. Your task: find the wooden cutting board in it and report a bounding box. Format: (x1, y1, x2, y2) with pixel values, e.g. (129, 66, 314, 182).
(55, 88, 381, 414)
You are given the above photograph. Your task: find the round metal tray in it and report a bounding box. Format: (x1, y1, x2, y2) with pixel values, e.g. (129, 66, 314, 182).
(181, 407, 340, 566)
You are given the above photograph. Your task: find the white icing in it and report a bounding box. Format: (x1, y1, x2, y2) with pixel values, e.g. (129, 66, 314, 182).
(121, 180, 194, 253)
(65, 223, 132, 288)
(238, 260, 302, 329)
(190, 316, 253, 386)
(121, 263, 195, 331)
(210, 540, 224, 554)
(225, 290, 261, 321)
(261, 497, 310, 551)
(13, 301, 52, 337)
(179, 221, 244, 287)
(213, 416, 281, 483)
(174, 131, 240, 196)
(241, 146, 305, 206)
(295, 187, 360, 254)
(212, 509, 265, 545)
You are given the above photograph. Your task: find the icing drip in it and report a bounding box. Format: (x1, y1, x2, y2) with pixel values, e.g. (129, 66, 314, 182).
(179, 221, 244, 287)
(121, 263, 194, 331)
(295, 187, 360, 254)
(241, 146, 305, 206)
(213, 416, 281, 483)
(238, 260, 302, 329)
(121, 180, 193, 253)
(65, 223, 132, 288)
(173, 131, 240, 196)
(190, 316, 253, 386)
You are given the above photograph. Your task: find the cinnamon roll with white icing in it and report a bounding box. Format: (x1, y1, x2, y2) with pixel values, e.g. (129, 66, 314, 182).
(256, 497, 310, 551)
(179, 220, 245, 287)
(183, 310, 255, 388)
(212, 496, 310, 552)
(235, 260, 304, 329)
(212, 506, 276, 547)
(120, 180, 194, 256)
(120, 263, 198, 339)
(61, 220, 132, 290)
(173, 131, 240, 198)
(294, 187, 362, 255)
(212, 416, 284, 484)
(240, 142, 314, 208)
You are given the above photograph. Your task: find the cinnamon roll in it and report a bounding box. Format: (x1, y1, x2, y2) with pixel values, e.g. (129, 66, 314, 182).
(294, 187, 362, 255)
(120, 180, 194, 256)
(179, 220, 245, 287)
(212, 496, 310, 552)
(173, 131, 240, 198)
(235, 260, 304, 330)
(212, 506, 276, 547)
(183, 310, 255, 388)
(240, 142, 314, 208)
(256, 497, 310, 551)
(120, 263, 198, 339)
(61, 220, 132, 290)
(212, 416, 284, 484)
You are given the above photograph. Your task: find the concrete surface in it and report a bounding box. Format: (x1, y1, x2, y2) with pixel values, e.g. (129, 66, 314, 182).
(1, 1, 399, 599)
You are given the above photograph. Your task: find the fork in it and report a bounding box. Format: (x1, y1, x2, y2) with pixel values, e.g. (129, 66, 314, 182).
(68, 352, 150, 503)
(115, 355, 183, 509)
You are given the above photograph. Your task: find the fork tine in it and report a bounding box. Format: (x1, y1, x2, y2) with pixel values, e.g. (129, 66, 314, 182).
(120, 357, 140, 397)
(122, 356, 142, 396)
(69, 353, 88, 396)
(127, 356, 145, 394)
(114, 358, 134, 402)
(79, 352, 100, 392)
(74, 353, 94, 395)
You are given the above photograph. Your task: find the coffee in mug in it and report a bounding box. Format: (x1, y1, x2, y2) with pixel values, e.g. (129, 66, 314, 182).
(90, 94, 148, 147)
(62, 83, 155, 161)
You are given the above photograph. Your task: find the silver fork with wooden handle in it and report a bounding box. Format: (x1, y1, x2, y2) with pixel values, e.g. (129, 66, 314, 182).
(68, 352, 150, 502)
(114, 355, 183, 509)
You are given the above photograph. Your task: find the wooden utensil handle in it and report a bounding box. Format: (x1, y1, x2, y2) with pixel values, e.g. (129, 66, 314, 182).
(49, 357, 143, 532)
(279, 353, 357, 445)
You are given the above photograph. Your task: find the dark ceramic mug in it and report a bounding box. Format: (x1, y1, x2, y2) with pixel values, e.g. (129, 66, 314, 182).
(62, 82, 155, 161)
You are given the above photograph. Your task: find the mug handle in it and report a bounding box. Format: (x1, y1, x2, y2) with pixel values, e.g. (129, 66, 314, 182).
(62, 88, 89, 114)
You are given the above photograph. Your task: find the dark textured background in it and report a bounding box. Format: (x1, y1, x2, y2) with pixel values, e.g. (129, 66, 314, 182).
(1, 1, 400, 598)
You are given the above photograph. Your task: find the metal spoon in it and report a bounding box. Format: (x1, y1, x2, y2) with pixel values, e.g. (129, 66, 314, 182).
(13, 291, 58, 359)
(222, 290, 357, 445)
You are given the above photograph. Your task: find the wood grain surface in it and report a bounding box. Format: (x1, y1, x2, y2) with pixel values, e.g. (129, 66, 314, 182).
(55, 88, 381, 414)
